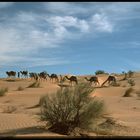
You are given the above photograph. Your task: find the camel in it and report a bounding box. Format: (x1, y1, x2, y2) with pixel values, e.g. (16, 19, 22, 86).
(29, 72, 39, 81)
(18, 72, 20, 78)
(101, 75, 116, 87)
(38, 72, 47, 81)
(120, 72, 128, 81)
(59, 75, 66, 84)
(65, 75, 78, 86)
(85, 76, 100, 86)
(47, 74, 59, 83)
(20, 71, 28, 78)
(6, 71, 16, 78)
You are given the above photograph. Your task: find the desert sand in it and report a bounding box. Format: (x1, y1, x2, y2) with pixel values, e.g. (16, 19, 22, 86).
(0, 73, 140, 137)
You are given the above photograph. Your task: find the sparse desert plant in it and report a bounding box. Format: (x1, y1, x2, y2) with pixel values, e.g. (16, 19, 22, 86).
(17, 86, 24, 91)
(127, 79, 135, 86)
(95, 70, 106, 75)
(123, 87, 134, 97)
(121, 71, 127, 81)
(0, 87, 8, 96)
(27, 81, 40, 88)
(127, 70, 134, 78)
(39, 83, 105, 135)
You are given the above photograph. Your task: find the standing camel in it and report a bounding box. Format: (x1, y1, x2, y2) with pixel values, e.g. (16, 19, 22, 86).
(20, 71, 28, 78)
(85, 76, 100, 86)
(65, 75, 78, 86)
(47, 74, 59, 83)
(101, 75, 116, 87)
(6, 71, 16, 78)
(38, 72, 47, 81)
(29, 72, 39, 81)
(59, 75, 65, 84)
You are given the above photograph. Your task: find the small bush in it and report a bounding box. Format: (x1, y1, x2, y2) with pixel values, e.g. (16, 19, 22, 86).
(127, 70, 134, 78)
(123, 87, 134, 97)
(95, 70, 106, 75)
(17, 86, 24, 91)
(0, 87, 8, 96)
(39, 83, 105, 135)
(127, 79, 135, 86)
(27, 81, 40, 88)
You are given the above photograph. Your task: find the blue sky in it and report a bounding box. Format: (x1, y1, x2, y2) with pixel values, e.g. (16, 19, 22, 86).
(0, 2, 140, 77)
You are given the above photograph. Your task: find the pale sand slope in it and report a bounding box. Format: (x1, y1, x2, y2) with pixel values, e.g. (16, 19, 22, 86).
(0, 73, 140, 137)
(0, 79, 65, 137)
(91, 74, 140, 136)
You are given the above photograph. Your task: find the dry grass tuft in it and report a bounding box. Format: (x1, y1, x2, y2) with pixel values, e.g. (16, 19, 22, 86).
(17, 86, 24, 91)
(0, 87, 8, 96)
(123, 87, 134, 97)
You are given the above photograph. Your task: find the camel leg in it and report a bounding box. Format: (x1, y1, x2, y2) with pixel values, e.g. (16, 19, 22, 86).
(101, 80, 107, 87)
(94, 82, 97, 86)
(70, 81, 72, 86)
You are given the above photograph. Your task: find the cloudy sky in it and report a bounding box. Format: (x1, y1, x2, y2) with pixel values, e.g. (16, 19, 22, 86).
(0, 2, 140, 77)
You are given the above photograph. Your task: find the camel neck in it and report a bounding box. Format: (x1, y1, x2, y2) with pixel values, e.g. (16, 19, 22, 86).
(85, 77, 89, 81)
(65, 76, 70, 80)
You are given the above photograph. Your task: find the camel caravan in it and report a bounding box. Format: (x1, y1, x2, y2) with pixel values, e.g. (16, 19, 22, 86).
(5, 70, 128, 87)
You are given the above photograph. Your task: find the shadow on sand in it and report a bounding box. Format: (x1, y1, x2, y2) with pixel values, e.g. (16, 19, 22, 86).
(26, 104, 40, 109)
(0, 126, 50, 136)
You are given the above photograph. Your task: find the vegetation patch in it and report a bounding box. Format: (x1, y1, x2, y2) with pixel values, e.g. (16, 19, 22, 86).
(95, 70, 106, 75)
(123, 87, 134, 97)
(17, 86, 24, 91)
(127, 79, 135, 86)
(0, 87, 8, 96)
(39, 83, 105, 135)
(127, 70, 134, 78)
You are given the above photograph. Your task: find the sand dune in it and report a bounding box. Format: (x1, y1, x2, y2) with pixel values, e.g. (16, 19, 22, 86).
(0, 73, 140, 137)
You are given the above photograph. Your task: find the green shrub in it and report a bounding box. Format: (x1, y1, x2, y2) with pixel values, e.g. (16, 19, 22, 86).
(95, 70, 106, 75)
(123, 88, 134, 97)
(0, 87, 8, 96)
(27, 81, 40, 88)
(39, 83, 105, 135)
(127, 79, 135, 86)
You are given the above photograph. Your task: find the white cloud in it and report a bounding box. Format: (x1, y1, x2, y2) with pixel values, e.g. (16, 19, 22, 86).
(0, 6, 114, 68)
(44, 2, 88, 16)
(0, 2, 14, 8)
(47, 16, 89, 33)
(91, 13, 113, 32)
